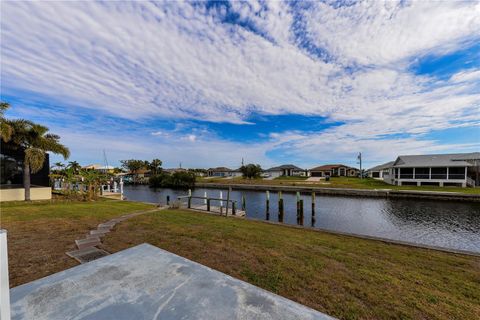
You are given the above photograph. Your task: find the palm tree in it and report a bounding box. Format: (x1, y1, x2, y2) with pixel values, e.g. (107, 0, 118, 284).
(10, 120, 70, 201)
(68, 161, 81, 174)
(149, 158, 163, 175)
(1, 101, 13, 142)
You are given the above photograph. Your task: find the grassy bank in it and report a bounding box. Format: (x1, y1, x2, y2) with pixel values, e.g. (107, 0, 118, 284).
(102, 209, 480, 320)
(1, 199, 154, 287)
(198, 176, 480, 194)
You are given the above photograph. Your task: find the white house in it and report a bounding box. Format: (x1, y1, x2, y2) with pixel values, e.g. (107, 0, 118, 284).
(264, 165, 306, 178)
(207, 167, 242, 178)
(387, 153, 479, 187)
(367, 161, 394, 182)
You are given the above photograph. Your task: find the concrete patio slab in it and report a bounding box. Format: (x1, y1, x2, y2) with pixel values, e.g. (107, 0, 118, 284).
(11, 244, 333, 320)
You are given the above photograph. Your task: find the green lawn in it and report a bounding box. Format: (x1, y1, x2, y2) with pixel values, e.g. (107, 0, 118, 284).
(198, 176, 480, 194)
(274, 175, 309, 181)
(1, 199, 154, 287)
(102, 209, 480, 320)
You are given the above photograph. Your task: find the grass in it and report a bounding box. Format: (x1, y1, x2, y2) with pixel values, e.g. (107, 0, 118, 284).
(102, 209, 480, 320)
(274, 176, 309, 181)
(0, 199, 154, 287)
(198, 176, 480, 194)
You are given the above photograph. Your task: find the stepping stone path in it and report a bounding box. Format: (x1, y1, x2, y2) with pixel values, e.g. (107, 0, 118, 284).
(66, 207, 164, 263)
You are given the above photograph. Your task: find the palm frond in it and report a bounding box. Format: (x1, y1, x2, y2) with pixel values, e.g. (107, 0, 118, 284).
(25, 148, 46, 173)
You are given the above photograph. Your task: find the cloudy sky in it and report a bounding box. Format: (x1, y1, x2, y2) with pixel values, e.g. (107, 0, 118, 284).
(1, 0, 479, 169)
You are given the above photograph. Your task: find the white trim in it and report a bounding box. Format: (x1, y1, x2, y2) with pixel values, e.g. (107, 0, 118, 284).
(0, 230, 11, 320)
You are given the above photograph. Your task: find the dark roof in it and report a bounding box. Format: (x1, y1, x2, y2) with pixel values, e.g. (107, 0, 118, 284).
(367, 161, 395, 172)
(310, 164, 357, 171)
(266, 164, 304, 171)
(207, 167, 233, 172)
(393, 153, 479, 168)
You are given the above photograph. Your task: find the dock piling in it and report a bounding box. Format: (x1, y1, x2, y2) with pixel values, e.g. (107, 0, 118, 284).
(299, 199, 304, 225)
(296, 192, 300, 224)
(226, 187, 231, 216)
(311, 192, 316, 226)
(166, 195, 170, 206)
(266, 191, 270, 220)
(278, 191, 284, 223)
(241, 193, 246, 211)
(207, 198, 211, 211)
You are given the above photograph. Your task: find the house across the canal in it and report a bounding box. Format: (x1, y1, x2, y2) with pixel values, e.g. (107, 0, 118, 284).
(367, 161, 395, 182)
(388, 153, 479, 187)
(309, 164, 359, 177)
(207, 167, 242, 178)
(264, 164, 306, 178)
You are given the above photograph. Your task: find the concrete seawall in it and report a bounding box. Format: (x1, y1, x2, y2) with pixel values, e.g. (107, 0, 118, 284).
(195, 183, 480, 202)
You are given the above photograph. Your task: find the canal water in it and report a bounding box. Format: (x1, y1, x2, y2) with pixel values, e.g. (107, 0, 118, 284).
(124, 185, 480, 253)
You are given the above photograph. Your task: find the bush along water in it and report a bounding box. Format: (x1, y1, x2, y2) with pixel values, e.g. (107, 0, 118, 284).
(149, 171, 196, 189)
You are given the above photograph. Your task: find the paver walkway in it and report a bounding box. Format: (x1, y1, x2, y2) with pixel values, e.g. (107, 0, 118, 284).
(66, 207, 165, 263)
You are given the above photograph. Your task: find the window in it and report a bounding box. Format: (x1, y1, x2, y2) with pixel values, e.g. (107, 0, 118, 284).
(414, 168, 429, 179)
(431, 167, 447, 180)
(448, 167, 465, 180)
(400, 168, 413, 179)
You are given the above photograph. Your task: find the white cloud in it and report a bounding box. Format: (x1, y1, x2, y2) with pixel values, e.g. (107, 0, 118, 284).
(1, 1, 479, 167)
(302, 1, 480, 66)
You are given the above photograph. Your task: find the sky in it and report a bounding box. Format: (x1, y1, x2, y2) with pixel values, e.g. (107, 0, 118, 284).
(1, 0, 479, 169)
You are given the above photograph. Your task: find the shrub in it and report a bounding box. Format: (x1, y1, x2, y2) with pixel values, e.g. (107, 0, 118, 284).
(149, 171, 196, 189)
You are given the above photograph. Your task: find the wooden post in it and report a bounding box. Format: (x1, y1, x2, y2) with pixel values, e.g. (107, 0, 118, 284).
(311, 192, 316, 225)
(166, 195, 170, 206)
(296, 192, 300, 224)
(241, 193, 246, 211)
(204, 191, 207, 205)
(226, 187, 231, 216)
(219, 191, 223, 215)
(299, 199, 304, 225)
(232, 201, 236, 215)
(207, 198, 211, 211)
(278, 191, 284, 223)
(266, 190, 270, 220)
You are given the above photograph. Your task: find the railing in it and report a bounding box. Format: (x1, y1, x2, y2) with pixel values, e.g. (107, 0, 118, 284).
(177, 195, 238, 216)
(467, 177, 476, 187)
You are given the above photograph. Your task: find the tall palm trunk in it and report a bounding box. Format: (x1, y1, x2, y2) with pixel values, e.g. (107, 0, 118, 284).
(23, 161, 31, 201)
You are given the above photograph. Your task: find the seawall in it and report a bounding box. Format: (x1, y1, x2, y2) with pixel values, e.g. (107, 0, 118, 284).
(195, 183, 480, 202)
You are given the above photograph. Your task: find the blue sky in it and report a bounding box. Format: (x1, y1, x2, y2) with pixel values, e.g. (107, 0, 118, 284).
(1, 1, 479, 169)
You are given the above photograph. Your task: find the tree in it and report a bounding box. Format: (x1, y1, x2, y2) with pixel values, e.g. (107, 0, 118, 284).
(1, 101, 13, 142)
(240, 164, 262, 179)
(10, 120, 70, 200)
(120, 159, 147, 184)
(67, 160, 81, 174)
(149, 158, 163, 175)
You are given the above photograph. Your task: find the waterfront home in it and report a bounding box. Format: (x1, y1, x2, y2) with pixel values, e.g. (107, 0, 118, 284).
(367, 161, 395, 182)
(207, 167, 242, 177)
(81, 164, 115, 174)
(389, 152, 479, 187)
(264, 164, 306, 178)
(309, 164, 359, 177)
(0, 142, 51, 201)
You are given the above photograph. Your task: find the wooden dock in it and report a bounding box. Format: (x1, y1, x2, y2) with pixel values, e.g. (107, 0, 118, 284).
(187, 204, 246, 217)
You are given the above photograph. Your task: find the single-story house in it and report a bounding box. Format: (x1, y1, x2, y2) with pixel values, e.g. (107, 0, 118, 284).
(207, 167, 242, 177)
(264, 165, 306, 178)
(389, 152, 479, 187)
(367, 161, 394, 181)
(309, 164, 359, 177)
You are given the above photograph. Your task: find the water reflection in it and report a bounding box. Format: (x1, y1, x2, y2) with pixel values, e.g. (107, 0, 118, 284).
(124, 185, 480, 253)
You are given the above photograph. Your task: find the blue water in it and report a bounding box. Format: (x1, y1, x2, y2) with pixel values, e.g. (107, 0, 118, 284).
(124, 185, 480, 253)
